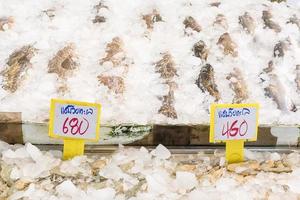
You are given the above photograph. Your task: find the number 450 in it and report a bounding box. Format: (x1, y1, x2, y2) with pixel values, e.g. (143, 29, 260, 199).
(222, 119, 248, 138)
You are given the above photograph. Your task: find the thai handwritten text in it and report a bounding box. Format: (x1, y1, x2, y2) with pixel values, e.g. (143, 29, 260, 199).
(218, 108, 250, 118)
(61, 105, 93, 115)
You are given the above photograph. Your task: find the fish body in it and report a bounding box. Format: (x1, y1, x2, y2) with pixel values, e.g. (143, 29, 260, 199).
(155, 54, 178, 119)
(226, 68, 248, 103)
(261, 63, 297, 112)
(262, 10, 281, 33)
(239, 12, 255, 34)
(273, 39, 291, 58)
(100, 37, 124, 66)
(48, 43, 77, 95)
(48, 43, 77, 78)
(1, 45, 36, 93)
(217, 33, 238, 57)
(193, 40, 209, 61)
(142, 9, 162, 30)
(158, 90, 178, 119)
(98, 75, 125, 94)
(265, 74, 297, 112)
(92, 2, 108, 24)
(93, 16, 106, 24)
(183, 16, 202, 32)
(155, 53, 178, 79)
(196, 64, 220, 101)
(213, 14, 228, 29)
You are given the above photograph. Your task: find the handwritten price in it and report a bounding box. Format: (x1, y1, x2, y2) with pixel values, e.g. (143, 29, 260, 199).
(62, 117, 89, 135)
(222, 119, 248, 139)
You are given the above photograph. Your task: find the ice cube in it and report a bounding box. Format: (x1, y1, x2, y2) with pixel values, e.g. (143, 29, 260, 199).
(100, 164, 124, 180)
(2, 148, 29, 160)
(216, 178, 238, 191)
(25, 143, 42, 162)
(0, 140, 11, 153)
(175, 171, 198, 190)
(88, 188, 116, 199)
(56, 180, 78, 197)
(151, 144, 171, 160)
(270, 152, 281, 161)
(146, 170, 172, 194)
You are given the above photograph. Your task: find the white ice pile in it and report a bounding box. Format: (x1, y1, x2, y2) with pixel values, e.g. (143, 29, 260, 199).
(2, 143, 60, 180)
(0, 0, 300, 125)
(0, 141, 300, 199)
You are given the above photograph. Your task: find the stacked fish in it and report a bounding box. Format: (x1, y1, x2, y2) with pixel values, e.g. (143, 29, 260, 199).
(0, 0, 299, 125)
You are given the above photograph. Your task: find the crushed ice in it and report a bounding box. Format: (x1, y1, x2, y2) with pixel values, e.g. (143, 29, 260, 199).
(0, 141, 300, 199)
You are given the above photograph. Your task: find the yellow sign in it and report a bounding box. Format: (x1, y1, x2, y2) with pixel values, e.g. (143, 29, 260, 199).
(49, 99, 101, 159)
(209, 103, 259, 163)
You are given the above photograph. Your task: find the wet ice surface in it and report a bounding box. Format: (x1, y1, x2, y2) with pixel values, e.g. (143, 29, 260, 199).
(0, 141, 300, 200)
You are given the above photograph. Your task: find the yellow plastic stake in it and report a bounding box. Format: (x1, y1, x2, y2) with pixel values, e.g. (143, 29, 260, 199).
(63, 139, 85, 160)
(225, 140, 244, 163)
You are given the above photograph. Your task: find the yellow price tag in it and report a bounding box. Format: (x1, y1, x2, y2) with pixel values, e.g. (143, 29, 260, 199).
(49, 99, 101, 160)
(209, 103, 259, 163)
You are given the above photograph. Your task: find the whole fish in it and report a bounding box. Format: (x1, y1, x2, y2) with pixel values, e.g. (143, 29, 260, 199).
(193, 40, 209, 61)
(183, 16, 202, 32)
(217, 33, 238, 57)
(226, 68, 248, 103)
(262, 10, 281, 33)
(48, 43, 77, 78)
(100, 37, 125, 67)
(48, 43, 78, 95)
(239, 12, 256, 34)
(155, 53, 178, 80)
(265, 74, 297, 112)
(261, 62, 297, 112)
(213, 14, 228, 30)
(196, 64, 220, 101)
(273, 39, 291, 58)
(158, 92, 177, 119)
(1, 45, 37, 93)
(92, 1, 108, 24)
(142, 9, 162, 30)
(155, 53, 178, 119)
(98, 75, 125, 94)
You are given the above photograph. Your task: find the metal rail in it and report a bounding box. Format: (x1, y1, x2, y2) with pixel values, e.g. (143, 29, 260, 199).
(36, 144, 300, 155)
